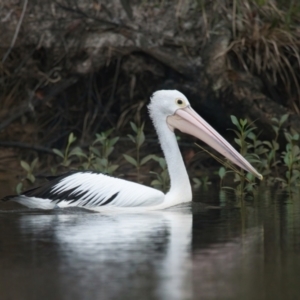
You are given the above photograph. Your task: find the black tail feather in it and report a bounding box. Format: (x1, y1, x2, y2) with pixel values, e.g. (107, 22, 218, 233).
(2, 195, 16, 202)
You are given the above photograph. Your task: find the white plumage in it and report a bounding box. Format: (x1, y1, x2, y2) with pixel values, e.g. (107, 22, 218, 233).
(3, 90, 262, 211)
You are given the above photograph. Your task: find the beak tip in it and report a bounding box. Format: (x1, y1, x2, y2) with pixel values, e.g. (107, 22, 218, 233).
(258, 174, 263, 181)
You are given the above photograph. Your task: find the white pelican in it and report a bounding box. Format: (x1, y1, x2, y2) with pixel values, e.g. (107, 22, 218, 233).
(2, 90, 262, 210)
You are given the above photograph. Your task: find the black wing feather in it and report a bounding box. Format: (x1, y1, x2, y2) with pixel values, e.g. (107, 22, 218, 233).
(2, 171, 117, 207)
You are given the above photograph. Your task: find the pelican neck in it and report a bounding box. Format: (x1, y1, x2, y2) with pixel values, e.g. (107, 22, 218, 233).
(155, 122, 192, 200)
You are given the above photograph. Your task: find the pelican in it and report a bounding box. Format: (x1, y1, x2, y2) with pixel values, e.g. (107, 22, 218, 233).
(2, 90, 262, 211)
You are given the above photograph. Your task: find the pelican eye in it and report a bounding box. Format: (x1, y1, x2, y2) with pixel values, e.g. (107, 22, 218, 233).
(175, 98, 185, 107)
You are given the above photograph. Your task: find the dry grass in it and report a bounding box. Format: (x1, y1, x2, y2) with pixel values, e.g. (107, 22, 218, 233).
(201, 0, 300, 113)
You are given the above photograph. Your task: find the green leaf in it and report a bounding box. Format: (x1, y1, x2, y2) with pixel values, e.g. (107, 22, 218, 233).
(68, 132, 77, 145)
(27, 173, 35, 183)
(228, 129, 242, 139)
(106, 147, 114, 157)
(69, 147, 87, 158)
(30, 157, 39, 170)
(247, 132, 256, 141)
(81, 162, 90, 170)
(141, 155, 153, 165)
(272, 125, 279, 135)
(108, 164, 119, 173)
(90, 146, 101, 157)
(130, 122, 138, 133)
(234, 138, 242, 147)
(284, 132, 292, 143)
(279, 114, 289, 126)
(127, 134, 136, 144)
(97, 158, 108, 167)
(192, 177, 201, 184)
(192, 178, 202, 188)
(272, 141, 279, 150)
(137, 131, 145, 147)
(263, 141, 272, 148)
(230, 115, 241, 130)
(109, 137, 119, 147)
(151, 155, 160, 162)
(240, 118, 247, 127)
(256, 148, 269, 155)
(20, 160, 31, 172)
(16, 182, 23, 195)
(218, 167, 226, 179)
(158, 158, 167, 169)
(149, 171, 159, 176)
(283, 154, 290, 167)
(123, 154, 137, 167)
(151, 179, 162, 186)
(53, 148, 64, 159)
(61, 160, 71, 167)
(244, 128, 256, 137)
(93, 134, 106, 145)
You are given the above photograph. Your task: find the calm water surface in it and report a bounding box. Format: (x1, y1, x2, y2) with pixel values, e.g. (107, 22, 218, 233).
(0, 187, 299, 300)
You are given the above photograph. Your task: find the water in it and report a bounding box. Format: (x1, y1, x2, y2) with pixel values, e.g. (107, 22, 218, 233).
(0, 188, 300, 300)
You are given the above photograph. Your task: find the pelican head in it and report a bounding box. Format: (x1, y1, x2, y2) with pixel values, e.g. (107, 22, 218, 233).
(149, 90, 189, 117)
(148, 89, 263, 180)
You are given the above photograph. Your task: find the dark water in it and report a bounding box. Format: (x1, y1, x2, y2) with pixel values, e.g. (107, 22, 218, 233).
(0, 188, 300, 300)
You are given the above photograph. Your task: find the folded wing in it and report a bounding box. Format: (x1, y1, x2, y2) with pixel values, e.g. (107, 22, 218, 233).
(3, 171, 165, 209)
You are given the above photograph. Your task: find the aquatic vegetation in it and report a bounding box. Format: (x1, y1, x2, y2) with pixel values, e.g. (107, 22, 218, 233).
(16, 110, 300, 196)
(16, 158, 39, 194)
(192, 176, 211, 190)
(53, 133, 86, 168)
(16, 123, 167, 193)
(149, 156, 170, 192)
(54, 130, 120, 175)
(123, 122, 153, 182)
(220, 116, 261, 197)
(85, 129, 120, 174)
(215, 113, 300, 193)
(279, 131, 300, 189)
(218, 167, 227, 187)
(16, 130, 120, 193)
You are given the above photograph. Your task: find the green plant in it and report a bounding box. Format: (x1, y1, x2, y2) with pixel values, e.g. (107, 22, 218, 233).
(267, 115, 288, 167)
(224, 116, 261, 196)
(218, 166, 227, 187)
(53, 133, 86, 167)
(52, 131, 119, 175)
(16, 158, 39, 194)
(150, 156, 170, 192)
(221, 113, 300, 191)
(123, 122, 153, 182)
(84, 129, 120, 174)
(192, 176, 211, 190)
(278, 130, 300, 189)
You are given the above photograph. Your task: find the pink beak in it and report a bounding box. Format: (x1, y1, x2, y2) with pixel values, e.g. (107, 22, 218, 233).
(167, 106, 263, 180)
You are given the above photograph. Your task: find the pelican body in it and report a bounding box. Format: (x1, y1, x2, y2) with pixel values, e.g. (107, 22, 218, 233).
(2, 90, 262, 211)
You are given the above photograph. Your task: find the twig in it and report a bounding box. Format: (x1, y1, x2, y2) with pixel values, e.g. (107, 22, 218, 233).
(98, 57, 121, 126)
(0, 77, 78, 132)
(55, 1, 123, 29)
(0, 141, 54, 154)
(2, 0, 28, 63)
